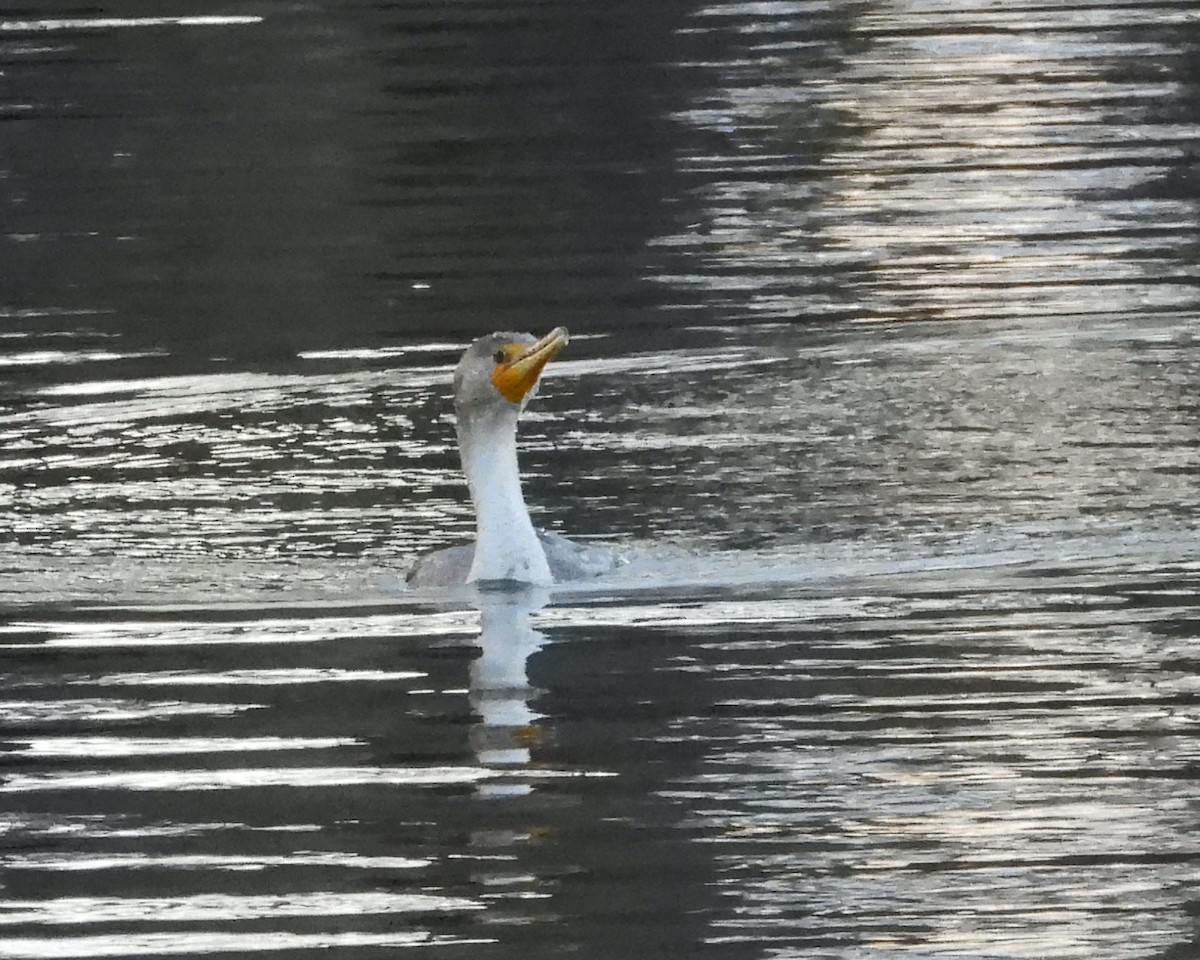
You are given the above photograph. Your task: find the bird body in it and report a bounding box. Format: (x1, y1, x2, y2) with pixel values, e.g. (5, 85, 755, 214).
(407, 327, 621, 588)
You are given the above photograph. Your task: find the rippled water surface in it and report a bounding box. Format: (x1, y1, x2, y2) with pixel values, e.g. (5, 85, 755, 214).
(3, 2, 1200, 959)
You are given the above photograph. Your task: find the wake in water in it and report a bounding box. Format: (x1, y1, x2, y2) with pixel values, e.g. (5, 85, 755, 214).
(5, 519, 1196, 613)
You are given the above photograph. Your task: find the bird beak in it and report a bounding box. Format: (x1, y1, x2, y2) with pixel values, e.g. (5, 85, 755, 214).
(492, 326, 570, 403)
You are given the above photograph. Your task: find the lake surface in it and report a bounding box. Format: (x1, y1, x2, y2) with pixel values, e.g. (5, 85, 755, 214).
(2, 2, 1200, 959)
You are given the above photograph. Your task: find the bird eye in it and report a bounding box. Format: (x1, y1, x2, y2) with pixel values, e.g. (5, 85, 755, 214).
(493, 349, 507, 364)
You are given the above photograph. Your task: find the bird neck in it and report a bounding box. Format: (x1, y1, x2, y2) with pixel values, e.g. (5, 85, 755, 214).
(457, 406, 552, 584)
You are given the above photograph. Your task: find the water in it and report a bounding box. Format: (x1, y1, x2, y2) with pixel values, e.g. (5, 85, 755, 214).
(2, 2, 1200, 958)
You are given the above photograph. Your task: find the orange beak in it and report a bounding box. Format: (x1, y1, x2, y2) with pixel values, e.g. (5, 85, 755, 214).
(491, 326, 569, 403)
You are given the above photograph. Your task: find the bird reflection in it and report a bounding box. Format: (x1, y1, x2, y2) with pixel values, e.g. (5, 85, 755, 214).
(461, 583, 748, 959)
(464, 585, 555, 915)
(469, 583, 550, 798)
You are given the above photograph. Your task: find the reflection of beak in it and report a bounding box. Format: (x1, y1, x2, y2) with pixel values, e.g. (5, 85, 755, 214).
(492, 326, 569, 403)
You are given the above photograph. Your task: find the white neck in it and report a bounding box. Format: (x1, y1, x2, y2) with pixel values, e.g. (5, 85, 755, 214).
(457, 406, 552, 584)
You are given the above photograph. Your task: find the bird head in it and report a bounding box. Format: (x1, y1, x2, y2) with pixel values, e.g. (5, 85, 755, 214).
(453, 327, 570, 414)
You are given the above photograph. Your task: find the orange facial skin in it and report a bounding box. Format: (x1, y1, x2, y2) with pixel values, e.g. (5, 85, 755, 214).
(491, 326, 569, 403)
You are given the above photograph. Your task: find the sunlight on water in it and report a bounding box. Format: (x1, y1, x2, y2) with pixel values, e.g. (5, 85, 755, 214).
(654, 0, 1200, 327)
(3, 314, 1199, 957)
(11, 737, 356, 758)
(0, 17, 264, 33)
(0, 699, 258, 724)
(0, 611, 478, 647)
(4, 851, 430, 871)
(2, 0, 1200, 958)
(0, 891, 483, 925)
(89, 668, 425, 686)
(0, 350, 165, 367)
(0, 766, 530, 794)
(0, 932, 492, 960)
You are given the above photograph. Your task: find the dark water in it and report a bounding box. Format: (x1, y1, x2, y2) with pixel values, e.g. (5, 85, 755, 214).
(3, 3, 1200, 959)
